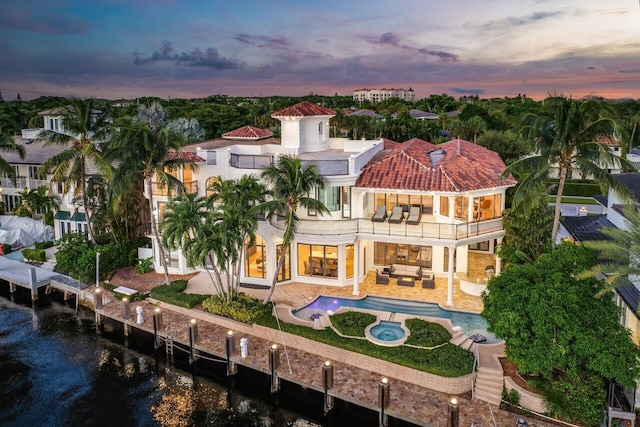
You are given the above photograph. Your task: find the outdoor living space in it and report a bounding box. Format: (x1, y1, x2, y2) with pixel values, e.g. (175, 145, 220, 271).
(240, 270, 484, 313)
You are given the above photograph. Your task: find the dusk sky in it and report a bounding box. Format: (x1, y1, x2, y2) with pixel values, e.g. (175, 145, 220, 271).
(1, 0, 639, 101)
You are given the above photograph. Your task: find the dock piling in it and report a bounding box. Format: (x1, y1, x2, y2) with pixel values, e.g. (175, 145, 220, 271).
(378, 377, 390, 427)
(269, 344, 280, 393)
(225, 330, 237, 376)
(188, 319, 198, 365)
(322, 361, 334, 414)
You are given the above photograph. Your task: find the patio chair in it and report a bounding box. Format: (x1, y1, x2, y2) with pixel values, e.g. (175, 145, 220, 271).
(376, 271, 389, 285)
(371, 205, 387, 222)
(406, 206, 422, 225)
(388, 206, 404, 224)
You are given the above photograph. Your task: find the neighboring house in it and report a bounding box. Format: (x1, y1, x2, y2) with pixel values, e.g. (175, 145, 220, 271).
(149, 101, 516, 307)
(2, 109, 94, 239)
(559, 172, 640, 345)
(347, 109, 386, 119)
(353, 88, 416, 103)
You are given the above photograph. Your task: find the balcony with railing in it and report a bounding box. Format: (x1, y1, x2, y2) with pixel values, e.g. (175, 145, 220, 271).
(151, 180, 198, 196)
(269, 216, 503, 241)
(0, 177, 50, 189)
(230, 153, 274, 169)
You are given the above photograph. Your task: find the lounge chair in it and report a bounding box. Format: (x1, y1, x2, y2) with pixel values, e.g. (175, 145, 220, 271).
(406, 206, 421, 225)
(371, 205, 387, 222)
(388, 206, 404, 224)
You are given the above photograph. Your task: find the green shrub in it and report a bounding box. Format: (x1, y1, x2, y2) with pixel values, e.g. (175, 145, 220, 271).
(1, 243, 12, 254)
(169, 280, 188, 292)
(135, 257, 153, 274)
(404, 319, 451, 347)
(255, 312, 475, 377)
(202, 293, 271, 324)
(54, 232, 138, 283)
(150, 282, 207, 309)
(548, 180, 601, 197)
(22, 248, 46, 263)
(502, 388, 520, 406)
(330, 311, 376, 337)
(34, 241, 54, 250)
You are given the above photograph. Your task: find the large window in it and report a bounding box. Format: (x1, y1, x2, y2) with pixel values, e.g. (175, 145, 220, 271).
(298, 244, 338, 279)
(440, 196, 449, 216)
(346, 244, 354, 278)
(375, 193, 434, 213)
(472, 194, 501, 221)
(205, 176, 219, 198)
(374, 242, 432, 268)
(276, 244, 291, 282)
(454, 196, 469, 221)
(244, 235, 266, 278)
(309, 185, 350, 215)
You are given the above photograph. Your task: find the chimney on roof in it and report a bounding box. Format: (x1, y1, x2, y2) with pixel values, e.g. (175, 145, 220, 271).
(429, 148, 446, 168)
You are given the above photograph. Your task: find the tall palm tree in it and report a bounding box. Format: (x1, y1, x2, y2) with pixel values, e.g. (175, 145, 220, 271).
(578, 207, 640, 296)
(109, 120, 195, 285)
(161, 176, 266, 301)
(38, 98, 112, 243)
(504, 95, 634, 247)
(258, 156, 329, 304)
(0, 130, 25, 184)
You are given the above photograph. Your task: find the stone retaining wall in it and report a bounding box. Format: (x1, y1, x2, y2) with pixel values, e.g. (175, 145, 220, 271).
(504, 376, 546, 413)
(159, 300, 472, 395)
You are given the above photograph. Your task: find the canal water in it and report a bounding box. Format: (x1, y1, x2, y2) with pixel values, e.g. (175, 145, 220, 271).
(0, 287, 414, 427)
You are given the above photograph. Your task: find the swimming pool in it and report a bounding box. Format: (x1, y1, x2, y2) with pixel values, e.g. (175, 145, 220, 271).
(293, 295, 499, 344)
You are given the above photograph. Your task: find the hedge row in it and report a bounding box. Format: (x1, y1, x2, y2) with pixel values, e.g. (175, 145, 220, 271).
(149, 281, 207, 309)
(23, 248, 46, 263)
(548, 180, 601, 197)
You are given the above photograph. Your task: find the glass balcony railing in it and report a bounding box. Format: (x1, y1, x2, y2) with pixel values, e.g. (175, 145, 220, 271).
(151, 181, 198, 196)
(269, 216, 503, 240)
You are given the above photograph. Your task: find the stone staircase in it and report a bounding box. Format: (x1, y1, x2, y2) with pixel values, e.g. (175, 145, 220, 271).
(450, 329, 478, 352)
(473, 342, 507, 406)
(474, 365, 503, 406)
(450, 331, 504, 406)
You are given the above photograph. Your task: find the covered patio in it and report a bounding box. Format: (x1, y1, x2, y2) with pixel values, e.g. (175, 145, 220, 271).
(238, 269, 484, 313)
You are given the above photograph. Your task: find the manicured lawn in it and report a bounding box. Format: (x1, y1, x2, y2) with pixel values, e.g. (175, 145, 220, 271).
(547, 196, 600, 205)
(257, 310, 474, 377)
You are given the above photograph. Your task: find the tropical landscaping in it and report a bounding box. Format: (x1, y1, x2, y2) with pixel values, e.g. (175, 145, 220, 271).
(2, 93, 640, 426)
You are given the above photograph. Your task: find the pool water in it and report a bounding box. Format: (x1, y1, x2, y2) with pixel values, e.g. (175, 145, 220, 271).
(294, 295, 499, 344)
(369, 321, 405, 341)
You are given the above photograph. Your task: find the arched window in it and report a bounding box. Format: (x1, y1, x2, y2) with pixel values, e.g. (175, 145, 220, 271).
(205, 176, 219, 198)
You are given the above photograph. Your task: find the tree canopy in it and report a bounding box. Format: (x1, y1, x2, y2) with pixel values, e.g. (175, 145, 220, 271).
(484, 243, 640, 384)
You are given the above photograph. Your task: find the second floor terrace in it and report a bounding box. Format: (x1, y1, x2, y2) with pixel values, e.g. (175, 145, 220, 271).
(269, 214, 504, 242)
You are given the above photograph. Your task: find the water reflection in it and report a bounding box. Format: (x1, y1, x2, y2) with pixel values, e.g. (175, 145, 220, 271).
(0, 287, 406, 427)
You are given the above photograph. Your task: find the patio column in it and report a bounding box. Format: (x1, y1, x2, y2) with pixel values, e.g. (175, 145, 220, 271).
(495, 238, 503, 275)
(352, 240, 360, 295)
(447, 246, 456, 306)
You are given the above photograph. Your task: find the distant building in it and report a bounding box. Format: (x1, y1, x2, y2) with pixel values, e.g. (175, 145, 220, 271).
(353, 88, 415, 103)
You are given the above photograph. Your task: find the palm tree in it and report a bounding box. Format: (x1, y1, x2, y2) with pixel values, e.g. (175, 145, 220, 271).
(504, 95, 634, 247)
(258, 156, 329, 304)
(0, 130, 25, 184)
(161, 176, 266, 301)
(109, 120, 196, 285)
(16, 186, 60, 224)
(578, 207, 640, 296)
(38, 98, 112, 243)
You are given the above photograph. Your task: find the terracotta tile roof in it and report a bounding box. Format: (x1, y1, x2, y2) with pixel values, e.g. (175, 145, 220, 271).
(356, 138, 516, 192)
(382, 138, 399, 149)
(272, 101, 335, 118)
(222, 125, 273, 140)
(595, 134, 619, 146)
(165, 150, 205, 162)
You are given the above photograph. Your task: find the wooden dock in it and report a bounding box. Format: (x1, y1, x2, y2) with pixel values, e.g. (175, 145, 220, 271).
(0, 256, 89, 302)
